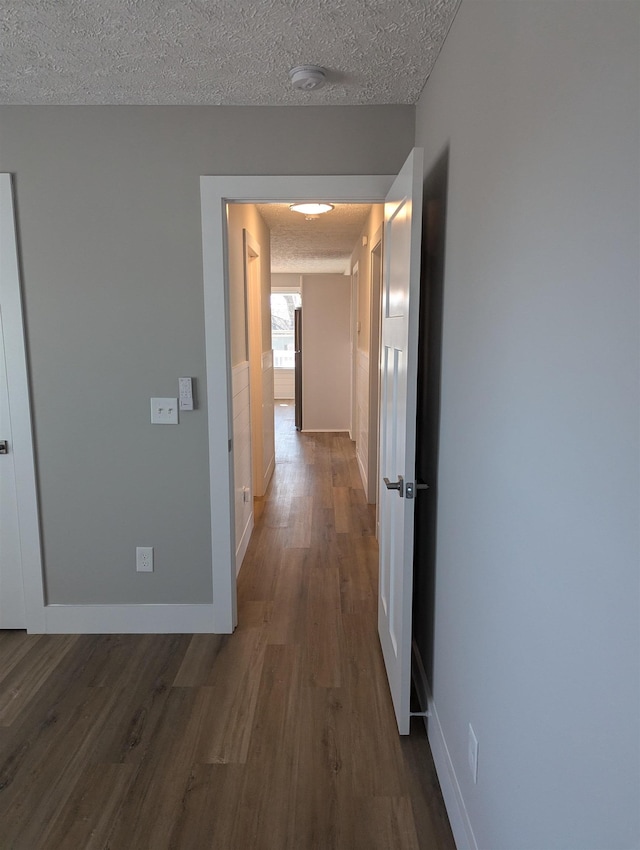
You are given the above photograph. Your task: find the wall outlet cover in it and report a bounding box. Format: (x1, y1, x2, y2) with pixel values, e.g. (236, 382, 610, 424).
(136, 546, 153, 572)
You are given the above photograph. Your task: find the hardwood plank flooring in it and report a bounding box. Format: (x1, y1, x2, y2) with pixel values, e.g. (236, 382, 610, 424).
(0, 401, 455, 850)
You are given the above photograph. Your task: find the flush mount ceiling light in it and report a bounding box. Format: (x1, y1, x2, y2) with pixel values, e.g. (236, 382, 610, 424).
(288, 65, 327, 91)
(289, 202, 334, 215)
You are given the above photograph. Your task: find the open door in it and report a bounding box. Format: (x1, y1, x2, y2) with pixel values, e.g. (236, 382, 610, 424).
(378, 148, 424, 735)
(0, 174, 45, 633)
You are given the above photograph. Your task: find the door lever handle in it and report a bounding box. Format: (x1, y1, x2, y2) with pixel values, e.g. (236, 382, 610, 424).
(383, 475, 404, 498)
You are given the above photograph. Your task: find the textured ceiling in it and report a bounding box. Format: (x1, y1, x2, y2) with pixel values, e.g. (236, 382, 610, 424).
(255, 203, 373, 273)
(0, 0, 460, 105)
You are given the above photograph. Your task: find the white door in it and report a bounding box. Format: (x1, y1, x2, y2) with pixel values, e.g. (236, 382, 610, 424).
(378, 148, 424, 735)
(0, 306, 26, 628)
(0, 173, 44, 633)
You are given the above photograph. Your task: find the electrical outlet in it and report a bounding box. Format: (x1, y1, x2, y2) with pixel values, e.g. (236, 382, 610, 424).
(136, 546, 153, 572)
(468, 723, 479, 784)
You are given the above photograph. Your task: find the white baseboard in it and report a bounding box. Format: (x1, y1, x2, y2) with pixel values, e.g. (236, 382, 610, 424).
(301, 428, 350, 433)
(412, 641, 477, 850)
(236, 511, 254, 576)
(263, 453, 275, 493)
(356, 447, 368, 495)
(42, 603, 216, 634)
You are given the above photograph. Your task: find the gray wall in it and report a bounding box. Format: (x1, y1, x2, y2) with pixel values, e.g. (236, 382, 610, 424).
(414, 2, 639, 848)
(0, 106, 414, 604)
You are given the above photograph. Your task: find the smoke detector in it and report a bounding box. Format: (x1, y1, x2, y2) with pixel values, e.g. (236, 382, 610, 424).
(289, 65, 327, 91)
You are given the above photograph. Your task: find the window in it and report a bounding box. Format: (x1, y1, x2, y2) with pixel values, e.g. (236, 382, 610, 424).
(271, 292, 301, 369)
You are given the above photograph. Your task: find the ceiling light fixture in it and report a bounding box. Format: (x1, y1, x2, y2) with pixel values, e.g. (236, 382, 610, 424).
(288, 65, 327, 91)
(289, 202, 334, 216)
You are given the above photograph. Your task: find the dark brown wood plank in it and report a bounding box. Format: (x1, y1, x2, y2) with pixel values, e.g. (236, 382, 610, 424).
(0, 634, 78, 726)
(172, 634, 225, 687)
(102, 686, 205, 850)
(37, 762, 135, 850)
(304, 565, 343, 688)
(267, 547, 309, 645)
(229, 643, 301, 850)
(284, 493, 312, 548)
(193, 624, 268, 764)
(167, 763, 244, 850)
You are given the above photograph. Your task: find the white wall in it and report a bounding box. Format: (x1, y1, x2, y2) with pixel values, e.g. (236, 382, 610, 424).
(274, 368, 294, 400)
(301, 274, 351, 431)
(414, 2, 640, 849)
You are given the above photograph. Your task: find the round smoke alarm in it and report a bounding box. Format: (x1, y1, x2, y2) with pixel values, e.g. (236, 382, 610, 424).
(289, 65, 327, 91)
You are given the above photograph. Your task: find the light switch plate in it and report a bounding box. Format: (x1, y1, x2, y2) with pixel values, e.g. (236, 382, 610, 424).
(151, 397, 178, 424)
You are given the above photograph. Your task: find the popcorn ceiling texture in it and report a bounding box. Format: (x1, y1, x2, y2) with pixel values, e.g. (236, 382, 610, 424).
(0, 0, 459, 105)
(256, 203, 373, 273)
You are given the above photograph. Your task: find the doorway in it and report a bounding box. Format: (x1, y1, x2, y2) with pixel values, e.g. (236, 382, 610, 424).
(200, 175, 394, 632)
(201, 150, 426, 737)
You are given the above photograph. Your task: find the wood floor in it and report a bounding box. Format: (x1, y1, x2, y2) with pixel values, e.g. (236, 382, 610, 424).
(0, 402, 455, 850)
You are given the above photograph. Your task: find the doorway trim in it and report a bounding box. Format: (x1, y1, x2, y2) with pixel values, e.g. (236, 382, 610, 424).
(200, 174, 394, 633)
(368, 224, 384, 508)
(0, 174, 45, 632)
(350, 262, 359, 442)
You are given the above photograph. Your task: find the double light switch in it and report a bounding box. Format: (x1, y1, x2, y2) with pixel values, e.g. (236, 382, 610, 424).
(150, 398, 178, 424)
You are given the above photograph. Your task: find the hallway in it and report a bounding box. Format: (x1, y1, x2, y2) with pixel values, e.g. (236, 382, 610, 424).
(227, 401, 455, 849)
(0, 404, 455, 849)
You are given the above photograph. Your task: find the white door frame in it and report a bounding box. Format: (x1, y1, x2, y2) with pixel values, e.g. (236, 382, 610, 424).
(200, 175, 394, 633)
(0, 174, 45, 632)
(368, 226, 384, 508)
(243, 228, 264, 497)
(350, 262, 359, 442)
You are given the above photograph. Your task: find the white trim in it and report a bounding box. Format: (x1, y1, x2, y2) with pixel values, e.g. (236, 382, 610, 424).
(244, 228, 265, 498)
(201, 181, 237, 634)
(44, 604, 216, 634)
(355, 348, 369, 496)
(356, 452, 367, 493)
(412, 639, 475, 850)
(427, 699, 478, 850)
(0, 174, 46, 633)
(200, 175, 394, 633)
(368, 225, 384, 506)
(236, 513, 253, 576)
(263, 453, 275, 492)
(301, 429, 351, 434)
(231, 361, 253, 576)
(350, 262, 359, 441)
